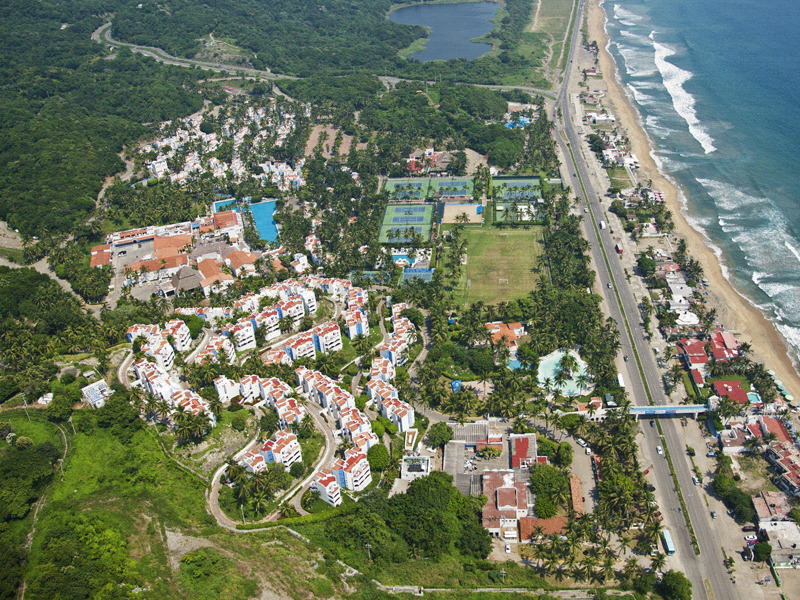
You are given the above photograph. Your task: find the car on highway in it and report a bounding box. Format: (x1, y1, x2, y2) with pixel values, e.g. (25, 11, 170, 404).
(584, 208, 588, 213)
(649, 420, 655, 427)
(656, 446, 663, 455)
(607, 282, 612, 289)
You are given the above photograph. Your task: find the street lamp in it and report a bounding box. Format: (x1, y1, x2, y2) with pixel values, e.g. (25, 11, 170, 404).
(365, 542, 372, 561)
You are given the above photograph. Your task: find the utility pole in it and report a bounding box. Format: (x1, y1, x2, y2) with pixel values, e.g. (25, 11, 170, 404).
(500, 568, 506, 583)
(22, 398, 30, 421)
(364, 542, 372, 562)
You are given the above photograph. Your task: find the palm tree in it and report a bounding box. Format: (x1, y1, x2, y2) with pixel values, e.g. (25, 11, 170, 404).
(650, 552, 666, 572)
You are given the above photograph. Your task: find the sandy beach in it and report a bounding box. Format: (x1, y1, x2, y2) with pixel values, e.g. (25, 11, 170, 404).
(586, 0, 800, 398)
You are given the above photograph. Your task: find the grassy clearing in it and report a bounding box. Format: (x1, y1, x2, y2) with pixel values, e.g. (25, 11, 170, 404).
(451, 225, 544, 306)
(1, 412, 64, 451)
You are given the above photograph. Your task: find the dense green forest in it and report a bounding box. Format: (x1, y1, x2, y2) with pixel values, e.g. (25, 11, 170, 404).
(110, 0, 548, 86)
(0, 0, 206, 237)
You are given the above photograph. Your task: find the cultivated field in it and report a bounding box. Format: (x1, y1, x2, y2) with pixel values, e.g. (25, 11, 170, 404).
(452, 226, 545, 306)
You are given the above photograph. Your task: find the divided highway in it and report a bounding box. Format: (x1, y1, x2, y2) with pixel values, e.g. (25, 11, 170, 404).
(555, 2, 737, 599)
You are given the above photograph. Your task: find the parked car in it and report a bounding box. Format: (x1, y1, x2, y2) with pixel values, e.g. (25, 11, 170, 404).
(585, 448, 592, 455)
(742, 525, 757, 532)
(505, 543, 511, 554)
(744, 535, 758, 542)
(656, 446, 664, 455)
(711, 511, 718, 519)
(692, 476, 700, 486)
(577, 439, 587, 447)
(650, 420, 656, 427)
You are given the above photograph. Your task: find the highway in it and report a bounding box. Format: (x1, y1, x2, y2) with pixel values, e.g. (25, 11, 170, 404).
(555, 2, 738, 599)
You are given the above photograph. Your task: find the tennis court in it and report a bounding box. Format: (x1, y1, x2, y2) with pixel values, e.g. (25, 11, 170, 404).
(492, 176, 542, 201)
(379, 203, 434, 243)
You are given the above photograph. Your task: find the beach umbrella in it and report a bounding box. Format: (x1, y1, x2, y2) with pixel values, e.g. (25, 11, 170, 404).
(785, 395, 794, 402)
(775, 380, 784, 387)
(778, 385, 788, 393)
(768, 370, 777, 376)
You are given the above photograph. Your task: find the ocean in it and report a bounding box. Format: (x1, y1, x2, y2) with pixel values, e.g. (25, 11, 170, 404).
(601, 0, 800, 365)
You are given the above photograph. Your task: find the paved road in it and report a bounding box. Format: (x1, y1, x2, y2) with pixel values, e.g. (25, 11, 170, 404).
(554, 2, 737, 599)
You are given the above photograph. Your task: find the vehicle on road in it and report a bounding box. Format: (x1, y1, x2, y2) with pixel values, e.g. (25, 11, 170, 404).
(656, 446, 663, 455)
(607, 282, 612, 289)
(577, 438, 587, 447)
(711, 511, 718, 519)
(692, 476, 701, 486)
(624, 355, 629, 361)
(662, 529, 676, 556)
(600, 220, 606, 230)
(742, 525, 757, 532)
(584, 208, 588, 213)
(744, 535, 758, 541)
(649, 420, 655, 427)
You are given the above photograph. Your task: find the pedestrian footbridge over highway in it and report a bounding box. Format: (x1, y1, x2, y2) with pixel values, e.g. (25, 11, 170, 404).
(629, 404, 710, 419)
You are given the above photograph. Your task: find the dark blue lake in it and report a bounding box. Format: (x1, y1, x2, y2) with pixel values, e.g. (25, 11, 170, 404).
(389, 2, 499, 62)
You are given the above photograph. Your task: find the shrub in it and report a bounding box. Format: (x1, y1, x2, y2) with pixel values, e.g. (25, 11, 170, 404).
(367, 444, 390, 471)
(230, 412, 247, 432)
(371, 420, 385, 438)
(753, 541, 772, 562)
(534, 494, 556, 519)
(290, 462, 305, 478)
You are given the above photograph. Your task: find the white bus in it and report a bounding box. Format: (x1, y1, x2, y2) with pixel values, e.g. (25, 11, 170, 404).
(617, 373, 625, 388)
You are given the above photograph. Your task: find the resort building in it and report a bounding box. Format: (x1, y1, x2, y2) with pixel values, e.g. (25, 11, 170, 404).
(312, 470, 342, 507)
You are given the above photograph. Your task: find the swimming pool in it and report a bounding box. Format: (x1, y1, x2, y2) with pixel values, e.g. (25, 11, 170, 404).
(507, 358, 522, 370)
(248, 200, 278, 242)
(747, 392, 762, 405)
(538, 350, 591, 397)
(212, 198, 278, 242)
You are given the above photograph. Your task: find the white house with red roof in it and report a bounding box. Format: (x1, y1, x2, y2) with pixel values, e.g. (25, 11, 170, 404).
(126, 324, 160, 344)
(170, 389, 216, 427)
(163, 319, 192, 352)
(481, 470, 532, 539)
(343, 308, 370, 338)
(484, 322, 526, 358)
(678, 338, 710, 375)
(253, 308, 281, 341)
(509, 434, 541, 469)
(194, 334, 236, 365)
(312, 321, 343, 354)
(283, 333, 316, 362)
(214, 375, 240, 404)
(222, 318, 257, 352)
(240, 429, 302, 472)
(369, 357, 395, 382)
(276, 297, 305, 327)
(134, 359, 179, 402)
(331, 448, 372, 492)
(352, 430, 380, 452)
(142, 336, 176, 372)
(312, 470, 342, 506)
(766, 441, 800, 497)
(263, 348, 292, 366)
(377, 336, 409, 366)
(338, 407, 372, 438)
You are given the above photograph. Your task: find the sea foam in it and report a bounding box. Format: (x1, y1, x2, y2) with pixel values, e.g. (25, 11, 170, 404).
(651, 34, 717, 154)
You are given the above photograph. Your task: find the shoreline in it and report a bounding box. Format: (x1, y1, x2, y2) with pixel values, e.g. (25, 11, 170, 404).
(586, 0, 800, 398)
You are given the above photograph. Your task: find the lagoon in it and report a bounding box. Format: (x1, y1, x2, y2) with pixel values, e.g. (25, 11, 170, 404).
(389, 2, 499, 62)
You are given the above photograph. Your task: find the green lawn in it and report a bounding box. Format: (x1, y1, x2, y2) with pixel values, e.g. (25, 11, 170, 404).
(451, 226, 545, 306)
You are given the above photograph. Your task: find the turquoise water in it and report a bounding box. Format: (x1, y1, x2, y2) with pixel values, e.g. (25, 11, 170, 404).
(211, 199, 278, 242)
(507, 358, 522, 370)
(249, 201, 278, 242)
(389, 2, 498, 62)
(602, 0, 800, 365)
(537, 350, 591, 397)
(747, 392, 762, 405)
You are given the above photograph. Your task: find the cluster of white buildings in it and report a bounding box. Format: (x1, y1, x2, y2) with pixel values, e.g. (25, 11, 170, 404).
(143, 102, 305, 191)
(240, 428, 302, 473)
(215, 373, 307, 428)
(376, 302, 416, 367)
(294, 366, 378, 506)
(126, 319, 193, 372)
(365, 356, 415, 433)
(133, 359, 216, 427)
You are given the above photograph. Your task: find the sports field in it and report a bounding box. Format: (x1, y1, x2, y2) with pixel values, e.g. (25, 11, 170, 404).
(452, 226, 545, 306)
(379, 203, 434, 243)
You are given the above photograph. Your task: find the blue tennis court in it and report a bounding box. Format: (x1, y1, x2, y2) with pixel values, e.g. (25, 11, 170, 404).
(392, 216, 425, 224)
